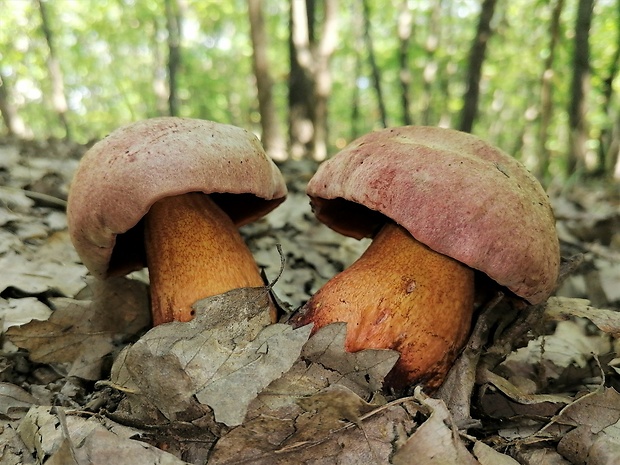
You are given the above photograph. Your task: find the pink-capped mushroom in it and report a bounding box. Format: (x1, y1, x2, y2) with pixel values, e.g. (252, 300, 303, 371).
(67, 117, 287, 325)
(292, 126, 560, 389)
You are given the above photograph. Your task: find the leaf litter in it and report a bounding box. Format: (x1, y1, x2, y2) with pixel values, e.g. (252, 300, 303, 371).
(1, 139, 620, 464)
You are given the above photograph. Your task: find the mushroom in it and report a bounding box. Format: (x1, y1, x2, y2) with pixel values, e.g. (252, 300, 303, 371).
(67, 117, 287, 325)
(292, 126, 560, 389)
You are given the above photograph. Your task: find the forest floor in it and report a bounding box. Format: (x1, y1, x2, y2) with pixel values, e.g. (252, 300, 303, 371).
(0, 136, 620, 465)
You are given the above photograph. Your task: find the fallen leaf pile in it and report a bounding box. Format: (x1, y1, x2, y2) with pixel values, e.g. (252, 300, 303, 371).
(1, 137, 620, 464)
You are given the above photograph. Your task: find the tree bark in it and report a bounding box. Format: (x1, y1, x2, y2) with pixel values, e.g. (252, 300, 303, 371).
(0, 72, 31, 138)
(536, 0, 564, 180)
(597, 0, 620, 176)
(249, 0, 287, 161)
(421, 1, 441, 126)
(289, 0, 316, 158)
(37, 0, 70, 139)
(165, 0, 182, 117)
(459, 0, 497, 133)
(566, 0, 594, 176)
(397, 0, 413, 126)
(289, 0, 338, 160)
(362, 0, 387, 128)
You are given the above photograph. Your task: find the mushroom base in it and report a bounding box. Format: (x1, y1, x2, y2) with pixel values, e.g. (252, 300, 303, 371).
(292, 222, 475, 390)
(144, 192, 269, 325)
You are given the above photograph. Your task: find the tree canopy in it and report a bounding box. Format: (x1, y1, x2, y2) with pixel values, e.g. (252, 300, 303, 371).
(1, 0, 619, 182)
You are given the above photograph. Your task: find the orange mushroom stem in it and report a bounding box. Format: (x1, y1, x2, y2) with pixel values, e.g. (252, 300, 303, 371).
(293, 221, 475, 389)
(144, 192, 271, 325)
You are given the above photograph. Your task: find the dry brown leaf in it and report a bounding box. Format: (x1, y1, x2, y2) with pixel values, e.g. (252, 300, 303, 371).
(111, 287, 311, 427)
(392, 393, 480, 465)
(545, 296, 620, 337)
(0, 382, 39, 419)
(16, 406, 188, 465)
(300, 322, 400, 393)
(0, 230, 86, 297)
(500, 319, 610, 390)
(473, 441, 520, 464)
(6, 277, 150, 379)
(209, 397, 416, 464)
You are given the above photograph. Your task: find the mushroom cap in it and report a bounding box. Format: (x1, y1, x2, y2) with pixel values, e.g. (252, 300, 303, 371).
(306, 126, 560, 305)
(67, 117, 287, 279)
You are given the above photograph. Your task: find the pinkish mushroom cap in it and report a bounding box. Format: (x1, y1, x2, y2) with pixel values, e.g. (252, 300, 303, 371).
(67, 117, 287, 279)
(306, 126, 560, 305)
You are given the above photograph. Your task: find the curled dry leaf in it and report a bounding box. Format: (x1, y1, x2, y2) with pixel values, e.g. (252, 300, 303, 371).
(392, 392, 480, 465)
(556, 388, 620, 464)
(545, 296, 620, 337)
(6, 277, 150, 380)
(0, 382, 39, 419)
(111, 287, 311, 427)
(207, 324, 404, 463)
(16, 406, 187, 465)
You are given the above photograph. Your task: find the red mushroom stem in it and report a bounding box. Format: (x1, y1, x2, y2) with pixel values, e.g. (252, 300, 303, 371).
(293, 221, 475, 389)
(144, 192, 271, 325)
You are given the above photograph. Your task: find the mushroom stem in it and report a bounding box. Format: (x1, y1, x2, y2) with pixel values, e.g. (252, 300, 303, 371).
(293, 222, 475, 389)
(145, 192, 268, 325)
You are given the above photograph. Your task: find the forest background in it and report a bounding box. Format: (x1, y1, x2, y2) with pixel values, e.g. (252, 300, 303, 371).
(0, 0, 618, 186)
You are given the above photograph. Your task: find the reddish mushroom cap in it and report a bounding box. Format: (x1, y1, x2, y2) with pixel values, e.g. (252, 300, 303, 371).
(67, 117, 287, 279)
(306, 126, 560, 305)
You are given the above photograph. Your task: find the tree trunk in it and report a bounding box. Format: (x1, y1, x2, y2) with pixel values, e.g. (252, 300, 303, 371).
(597, 0, 620, 177)
(249, 0, 287, 161)
(536, 0, 564, 180)
(37, 0, 70, 139)
(459, 0, 497, 133)
(362, 0, 387, 128)
(350, 4, 364, 141)
(421, 1, 441, 126)
(289, 0, 338, 160)
(165, 0, 182, 117)
(0, 73, 31, 138)
(566, 0, 594, 176)
(289, 0, 316, 158)
(397, 0, 413, 126)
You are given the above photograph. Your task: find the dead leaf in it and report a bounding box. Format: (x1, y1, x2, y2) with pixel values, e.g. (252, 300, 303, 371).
(300, 322, 400, 393)
(0, 382, 39, 419)
(556, 389, 620, 464)
(392, 392, 481, 465)
(16, 405, 188, 465)
(473, 441, 520, 464)
(209, 397, 416, 464)
(0, 230, 87, 297)
(6, 277, 150, 379)
(545, 296, 620, 337)
(111, 287, 311, 427)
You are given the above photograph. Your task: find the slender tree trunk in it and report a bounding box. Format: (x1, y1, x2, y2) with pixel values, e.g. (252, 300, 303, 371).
(165, 0, 182, 117)
(249, 0, 287, 160)
(289, 0, 316, 158)
(397, 0, 413, 126)
(598, 0, 620, 176)
(362, 0, 387, 128)
(312, 0, 338, 160)
(350, 4, 364, 141)
(459, 0, 497, 133)
(289, 0, 338, 160)
(152, 15, 169, 117)
(37, 0, 70, 139)
(536, 0, 564, 180)
(421, 1, 441, 126)
(566, 0, 594, 176)
(0, 73, 31, 137)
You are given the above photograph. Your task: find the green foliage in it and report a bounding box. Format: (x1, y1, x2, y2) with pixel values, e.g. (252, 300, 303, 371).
(0, 0, 618, 181)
